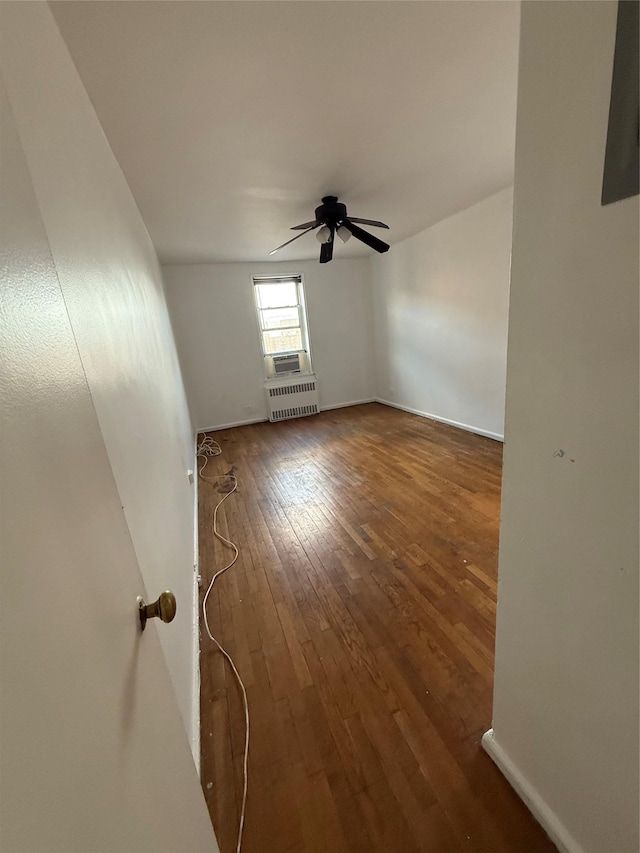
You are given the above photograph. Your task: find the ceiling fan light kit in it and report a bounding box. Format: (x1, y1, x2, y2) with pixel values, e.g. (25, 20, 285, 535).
(271, 196, 390, 264)
(315, 225, 332, 244)
(337, 225, 351, 244)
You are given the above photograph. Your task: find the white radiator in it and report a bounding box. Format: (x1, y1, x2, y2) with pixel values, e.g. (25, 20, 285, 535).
(266, 377, 319, 422)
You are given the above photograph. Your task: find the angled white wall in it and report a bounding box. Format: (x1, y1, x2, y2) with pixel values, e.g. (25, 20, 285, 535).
(164, 258, 375, 431)
(371, 186, 513, 440)
(488, 3, 639, 852)
(1, 1, 199, 753)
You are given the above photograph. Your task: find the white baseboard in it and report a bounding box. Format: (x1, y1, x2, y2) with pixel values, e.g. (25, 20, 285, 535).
(482, 729, 583, 853)
(191, 431, 201, 774)
(320, 397, 376, 412)
(191, 575, 201, 776)
(197, 415, 268, 434)
(376, 398, 504, 442)
(197, 400, 378, 432)
(196, 400, 499, 444)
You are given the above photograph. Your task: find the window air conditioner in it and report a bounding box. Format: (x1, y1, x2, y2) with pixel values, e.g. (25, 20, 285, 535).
(272, 353, 302, 375)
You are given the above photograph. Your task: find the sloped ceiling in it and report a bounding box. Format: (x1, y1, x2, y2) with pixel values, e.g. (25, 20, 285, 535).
(50, 1, 520, 263)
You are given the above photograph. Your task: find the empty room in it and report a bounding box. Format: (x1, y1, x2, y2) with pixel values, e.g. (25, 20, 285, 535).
(1, 3, 638, 853)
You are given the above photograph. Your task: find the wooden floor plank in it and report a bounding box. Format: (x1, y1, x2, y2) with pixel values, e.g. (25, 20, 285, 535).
(198, 404, 556, 853)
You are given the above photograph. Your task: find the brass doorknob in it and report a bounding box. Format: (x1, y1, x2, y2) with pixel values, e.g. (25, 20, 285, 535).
(138, 591, 177, 632)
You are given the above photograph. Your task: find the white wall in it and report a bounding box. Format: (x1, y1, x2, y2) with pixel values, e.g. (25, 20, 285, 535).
(164, 258, 376, 430)
(371, 186, 513, 440)
(487, 3, 639, 853)
(1, 59, 217, 853)
(1, 2, 199, 754)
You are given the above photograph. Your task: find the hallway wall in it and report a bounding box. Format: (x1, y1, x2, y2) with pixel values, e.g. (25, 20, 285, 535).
(1, 0, 200, 753)
(489, 3, 639, 851)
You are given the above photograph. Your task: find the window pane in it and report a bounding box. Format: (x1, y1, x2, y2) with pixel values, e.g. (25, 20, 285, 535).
(262, 328, 302, 354)
(256, 282, 298, 309)
(260, 307, 299, 330)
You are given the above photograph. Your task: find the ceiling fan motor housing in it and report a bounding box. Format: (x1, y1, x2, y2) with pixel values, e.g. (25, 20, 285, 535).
(315, 196, 347, 225)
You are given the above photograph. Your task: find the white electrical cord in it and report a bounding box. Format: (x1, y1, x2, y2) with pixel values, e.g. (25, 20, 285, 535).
(197, 435, 249, 853)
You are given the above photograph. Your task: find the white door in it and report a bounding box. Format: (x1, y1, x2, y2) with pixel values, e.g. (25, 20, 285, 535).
(0, 81, 218, 853)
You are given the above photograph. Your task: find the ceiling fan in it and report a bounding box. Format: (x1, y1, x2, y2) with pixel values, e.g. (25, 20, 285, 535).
(270, 196, 390, 264)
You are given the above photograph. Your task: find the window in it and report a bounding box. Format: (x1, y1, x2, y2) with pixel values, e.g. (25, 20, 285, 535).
(253, 275, 312, 378)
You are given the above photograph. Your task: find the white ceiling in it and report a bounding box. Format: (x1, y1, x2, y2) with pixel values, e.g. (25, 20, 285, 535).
(50, 1, 520, 264)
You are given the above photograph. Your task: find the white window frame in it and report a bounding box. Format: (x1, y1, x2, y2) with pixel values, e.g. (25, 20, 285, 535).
(252, 274, 313, 379)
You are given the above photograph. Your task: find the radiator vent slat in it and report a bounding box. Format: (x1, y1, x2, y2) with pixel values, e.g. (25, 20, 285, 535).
(268, 381, 316, 398)
(271, 403, 319, 422)
(266, 377, 319, 422)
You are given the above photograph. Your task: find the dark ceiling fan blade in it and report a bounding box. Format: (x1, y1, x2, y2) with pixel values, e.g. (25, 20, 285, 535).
(269, 226, 316, 255)
(291, 220, 321, 230)
(345, 217, 389, 229)
(319, 231, 334, 264)
(340, 221, 390, 253)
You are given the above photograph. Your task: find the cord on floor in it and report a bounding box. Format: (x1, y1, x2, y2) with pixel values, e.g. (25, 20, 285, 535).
(197, 434, 249, 853)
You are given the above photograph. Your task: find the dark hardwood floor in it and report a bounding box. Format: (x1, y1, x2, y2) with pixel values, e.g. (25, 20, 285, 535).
(198, 403, 555, 853)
